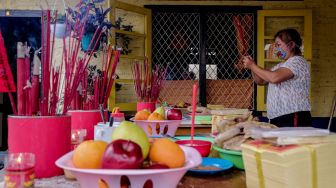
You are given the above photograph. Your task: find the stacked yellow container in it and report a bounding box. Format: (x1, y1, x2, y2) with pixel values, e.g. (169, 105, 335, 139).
(242, 140, 336, 188)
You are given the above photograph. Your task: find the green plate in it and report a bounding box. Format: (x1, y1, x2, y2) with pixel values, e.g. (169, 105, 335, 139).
(212, 144, 244, 170)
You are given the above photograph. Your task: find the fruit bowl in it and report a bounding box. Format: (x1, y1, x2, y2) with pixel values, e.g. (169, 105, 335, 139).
(55, 146, 201, 188)
(131, 119, 182, 137)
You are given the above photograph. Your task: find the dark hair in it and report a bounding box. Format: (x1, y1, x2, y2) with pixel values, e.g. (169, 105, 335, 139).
(274, 28, 302, 55)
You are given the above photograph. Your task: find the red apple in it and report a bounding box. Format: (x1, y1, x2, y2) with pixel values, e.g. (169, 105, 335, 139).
(167, 109, 182, 120)
(102, 139, 143, 169)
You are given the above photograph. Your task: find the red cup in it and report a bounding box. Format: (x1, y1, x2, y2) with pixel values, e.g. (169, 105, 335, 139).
(8, 115, 71, 178)
(69, 110, 107, 140)
(175, 140, 212, 157)
(137, 102, 156, 112)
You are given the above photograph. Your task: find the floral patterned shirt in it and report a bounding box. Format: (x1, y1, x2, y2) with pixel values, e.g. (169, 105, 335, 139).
(267, 56, 311, 119)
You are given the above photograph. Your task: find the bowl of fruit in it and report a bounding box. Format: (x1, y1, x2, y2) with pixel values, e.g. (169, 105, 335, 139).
(132, 107, 183, 137)
(56, 121, 201, 188)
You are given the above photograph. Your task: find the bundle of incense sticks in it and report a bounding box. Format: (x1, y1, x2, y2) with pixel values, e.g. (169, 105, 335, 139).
(233, 15, 253, 71)
(132, 60, 168, 103)
(71, 46, 120, 110)
(13, 8, 108, 116)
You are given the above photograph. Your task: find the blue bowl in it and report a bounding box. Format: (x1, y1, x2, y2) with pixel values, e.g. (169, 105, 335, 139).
(188, 157, 233, 175)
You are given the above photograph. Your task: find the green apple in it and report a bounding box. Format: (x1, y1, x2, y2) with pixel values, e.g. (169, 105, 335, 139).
(154, 106, 165, 119)
(111, 121, 150, 158)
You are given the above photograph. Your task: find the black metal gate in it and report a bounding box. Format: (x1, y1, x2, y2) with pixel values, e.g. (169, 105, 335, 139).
(150, 6, 258, 109)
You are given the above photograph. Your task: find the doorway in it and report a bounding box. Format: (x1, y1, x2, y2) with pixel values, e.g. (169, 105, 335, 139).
(147, 6, 260, 109)
(0, 10, 41, 151)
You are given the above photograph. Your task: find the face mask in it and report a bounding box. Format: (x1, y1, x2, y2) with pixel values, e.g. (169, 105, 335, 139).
(275, 47, 287, 59)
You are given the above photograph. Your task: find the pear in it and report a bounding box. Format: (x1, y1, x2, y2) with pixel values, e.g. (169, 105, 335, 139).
(111, 121, 150, 158)
(153, 106, 165, 119)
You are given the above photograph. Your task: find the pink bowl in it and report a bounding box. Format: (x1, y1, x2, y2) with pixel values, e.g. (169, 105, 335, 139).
(175, 140, 212, 157)
(56, 146, 202, 188)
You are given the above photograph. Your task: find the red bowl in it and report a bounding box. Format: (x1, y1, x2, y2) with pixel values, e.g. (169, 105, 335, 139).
(175, 140, 212, 157)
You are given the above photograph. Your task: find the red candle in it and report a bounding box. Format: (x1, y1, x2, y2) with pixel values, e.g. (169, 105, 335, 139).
(4, 153, 35, 188)
(71, 129, 87, 150)
(191, 84, 198, 145)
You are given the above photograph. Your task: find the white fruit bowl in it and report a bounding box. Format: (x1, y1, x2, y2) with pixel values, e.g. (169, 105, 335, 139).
(131, 119, 182, 137)
(55, 146, 201, 188)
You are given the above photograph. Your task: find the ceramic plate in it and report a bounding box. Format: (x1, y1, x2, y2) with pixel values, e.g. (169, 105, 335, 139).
(188, 157, 233, 175)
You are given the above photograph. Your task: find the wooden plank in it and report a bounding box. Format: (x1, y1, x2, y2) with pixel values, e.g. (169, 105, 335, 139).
(114, 1, 148, 15)
(115, 29, 146, 38)
(145, 9, 152, 68)
(115, 103, 137, 111)
(258, 9, 313, 17)
(257, 10, 266, 111)
(120, 55, 145, 60)
(303, 10, 312, 60)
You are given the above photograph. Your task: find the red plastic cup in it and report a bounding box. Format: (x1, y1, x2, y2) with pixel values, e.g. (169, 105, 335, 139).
(137, 102, 156, 112)
(175, 140, 212, 157)
(7, 115, 71, 178)
(69, 110, 107, 140)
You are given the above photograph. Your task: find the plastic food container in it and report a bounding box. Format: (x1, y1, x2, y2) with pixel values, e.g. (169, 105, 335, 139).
(132, 119, 182, 137)
(56, 146, 202, 188)
(212, 144, 244, 170)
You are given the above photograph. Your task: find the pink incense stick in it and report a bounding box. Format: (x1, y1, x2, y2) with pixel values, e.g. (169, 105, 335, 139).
(24, 56, 31, 116)
(191, 83, 198, 145)
(17, 42, 26, 115)
(31, 76, 39, 113)
(8, 93, 17, 115)
(31, 50, 40, 114)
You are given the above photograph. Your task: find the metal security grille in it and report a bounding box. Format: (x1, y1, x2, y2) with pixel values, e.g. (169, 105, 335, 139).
(152, 12, 200, 105)
(206, 13, 255, 109)
(152, 9, 255, 109)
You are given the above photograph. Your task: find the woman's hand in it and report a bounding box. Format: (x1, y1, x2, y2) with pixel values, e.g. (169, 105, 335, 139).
(242, 56, 255, 69)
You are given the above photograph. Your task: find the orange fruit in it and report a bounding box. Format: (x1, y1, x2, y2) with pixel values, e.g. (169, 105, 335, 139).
(147, 112, 164, 121)
(149, 138, 185, 168)
(134, 109, 151, 120)
(72, 140, 108, 169)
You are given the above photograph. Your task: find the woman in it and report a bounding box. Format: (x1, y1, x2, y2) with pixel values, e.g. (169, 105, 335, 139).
(243, 28, 311, 127)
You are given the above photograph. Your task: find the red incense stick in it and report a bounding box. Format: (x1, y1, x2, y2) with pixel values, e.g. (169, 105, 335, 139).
(191, 84, 198, 145)
(17, 42, 26, 115)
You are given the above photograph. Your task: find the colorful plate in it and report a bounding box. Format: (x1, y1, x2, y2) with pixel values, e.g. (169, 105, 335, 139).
(188, 157, 233, 175)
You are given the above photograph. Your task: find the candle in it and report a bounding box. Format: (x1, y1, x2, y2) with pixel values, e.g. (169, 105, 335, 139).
(67, 129, 87, 180)
(191, 83, 198, 145)
(71, 129, 87, 150)
(4, 153, 35, 188)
